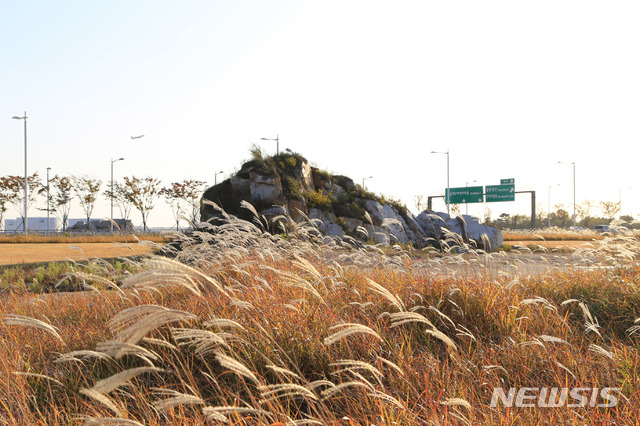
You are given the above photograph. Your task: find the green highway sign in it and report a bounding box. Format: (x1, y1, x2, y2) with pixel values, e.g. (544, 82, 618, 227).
(500, 178, 515, 185)
(446, 186, 484, 204)
(485, 184, 515, 202)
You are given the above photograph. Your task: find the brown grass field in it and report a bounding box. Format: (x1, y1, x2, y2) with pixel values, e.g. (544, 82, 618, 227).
(1, 219, 639, 424)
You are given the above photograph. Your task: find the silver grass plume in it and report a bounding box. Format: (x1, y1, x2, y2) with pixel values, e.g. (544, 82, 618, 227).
(214, 351, 260, 384)
(3, 314, 64, 344)
(152, 388, 205, 413)
(84, 366, 164, 395)
(108, 305, 198, 345)
(324, 323, 383, 346)
(366, 278, 405, 311)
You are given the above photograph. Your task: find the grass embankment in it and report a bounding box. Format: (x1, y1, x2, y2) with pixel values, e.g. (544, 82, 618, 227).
(1, 222, 639, 424)
(0, 258, 143, 293)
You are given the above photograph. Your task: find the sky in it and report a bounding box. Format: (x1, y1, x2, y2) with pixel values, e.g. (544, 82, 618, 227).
(2, 0, 639, 229)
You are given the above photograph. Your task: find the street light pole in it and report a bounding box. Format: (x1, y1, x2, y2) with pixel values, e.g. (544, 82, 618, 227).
(558, 161, 576, 228)
(111, 157, 124, 233)
(362, 176, 373, 191)
(465, 180, 477, 215)
(548, 184, 560, 228)
(261, 135, 279, 156)
(431, 150, 450, 216)
(619, 187, 631, 219)
(46, 167, 51, 233)
(12, 112, 28, 233)
(214, 170, 224, 185)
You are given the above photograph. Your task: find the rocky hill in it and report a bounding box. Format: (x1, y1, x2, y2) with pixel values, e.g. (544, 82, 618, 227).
(201, 151, 502, 251)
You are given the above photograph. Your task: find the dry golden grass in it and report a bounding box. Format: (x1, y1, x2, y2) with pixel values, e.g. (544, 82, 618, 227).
(1, 212, 639, 424)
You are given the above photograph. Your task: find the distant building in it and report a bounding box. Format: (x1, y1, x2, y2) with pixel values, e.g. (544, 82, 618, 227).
(3, 217, 59, 232)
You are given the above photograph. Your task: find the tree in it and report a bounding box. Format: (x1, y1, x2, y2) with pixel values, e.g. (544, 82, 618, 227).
(50, 175, 73, 231)
(122, 176, 162, 232)
(160, 183, 187, 231)
(554, 204, 570, 228)
(620, 214, 635, 223)
(72, 176, 102, 231)
(160, 179, 207, 230)
(4, 173, 42, 231)
(600, 201, 621, 221)
(0, 176, 18, 231)
(181, 179, 207, 226)
(483, 206, 492, 225)
(577, 200, 595, 228)
(535, 202, 545, 229)
(103, 181, 134, 226)
(414, 194, 426, 212)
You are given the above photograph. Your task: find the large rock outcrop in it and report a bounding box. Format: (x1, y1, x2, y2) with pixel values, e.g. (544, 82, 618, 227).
(201, 152, 502, 251)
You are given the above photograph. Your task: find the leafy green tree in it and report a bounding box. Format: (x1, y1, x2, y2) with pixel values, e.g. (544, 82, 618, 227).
(122, 176, 162, 232)
(72, 176, 102, 231)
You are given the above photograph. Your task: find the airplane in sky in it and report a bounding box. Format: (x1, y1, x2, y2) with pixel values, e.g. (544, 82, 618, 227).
(131, 135, 145, 140)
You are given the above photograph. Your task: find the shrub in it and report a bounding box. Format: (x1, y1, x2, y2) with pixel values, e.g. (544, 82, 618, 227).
(249, 143, 264, 161)
(305, 189, 334, 211)
(283, 176, 302, 200)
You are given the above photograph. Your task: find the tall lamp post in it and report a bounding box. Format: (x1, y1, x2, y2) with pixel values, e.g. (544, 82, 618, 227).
(362, 176, 373, 191)
(261, 135, 279, 156)
(619, 187, 631, 219)
(12, 112, 28, 233)
(431, 150, 450, 216)
(46, 167, 51, 233)
(214, 170, 224, 185)
(465, 180, 477, 215)
(111, 157, 124, 232)
(558, 161, 576, 228)
(548, 184, 560, 228)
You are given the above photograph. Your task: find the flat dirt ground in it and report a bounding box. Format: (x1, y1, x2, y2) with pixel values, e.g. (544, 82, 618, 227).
(0, 243, 155, 265)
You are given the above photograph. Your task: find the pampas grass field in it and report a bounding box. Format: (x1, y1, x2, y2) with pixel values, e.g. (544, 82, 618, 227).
(1, 206, 639, 424)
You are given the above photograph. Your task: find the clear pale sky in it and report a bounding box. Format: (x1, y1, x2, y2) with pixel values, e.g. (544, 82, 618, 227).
(2, 1, 639, 229)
